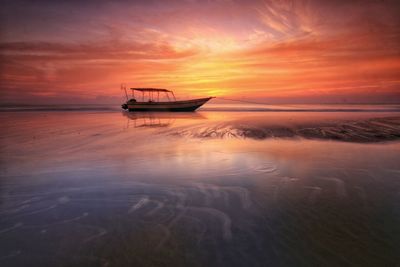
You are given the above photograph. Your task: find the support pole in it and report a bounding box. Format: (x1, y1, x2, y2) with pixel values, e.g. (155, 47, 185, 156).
(121, 84, 128, 101)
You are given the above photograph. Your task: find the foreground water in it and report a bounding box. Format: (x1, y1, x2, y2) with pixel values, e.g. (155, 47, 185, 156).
(1, 108, 400, 266)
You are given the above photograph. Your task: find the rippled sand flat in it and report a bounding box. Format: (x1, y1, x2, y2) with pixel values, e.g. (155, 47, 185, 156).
(162, 112, 400, 142)
(1, 110, 399, 266)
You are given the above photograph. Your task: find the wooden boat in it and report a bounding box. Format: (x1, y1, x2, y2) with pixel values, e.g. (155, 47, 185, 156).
(121, 86, 213, 112)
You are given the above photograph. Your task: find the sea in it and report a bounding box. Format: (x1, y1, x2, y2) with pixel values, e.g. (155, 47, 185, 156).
(0, 104, 399, 266)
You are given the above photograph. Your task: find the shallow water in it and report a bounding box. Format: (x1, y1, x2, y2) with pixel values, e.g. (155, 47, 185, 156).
(1, 110, 400, 266)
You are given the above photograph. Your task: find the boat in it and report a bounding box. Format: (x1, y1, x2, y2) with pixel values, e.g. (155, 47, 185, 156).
(121, 86, 213, 112)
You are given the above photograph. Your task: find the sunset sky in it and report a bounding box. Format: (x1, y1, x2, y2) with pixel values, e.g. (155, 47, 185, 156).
(1, 0, 399, 104)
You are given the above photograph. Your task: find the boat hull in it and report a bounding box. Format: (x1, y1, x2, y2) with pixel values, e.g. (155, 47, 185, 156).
(124, 97, 212, 112)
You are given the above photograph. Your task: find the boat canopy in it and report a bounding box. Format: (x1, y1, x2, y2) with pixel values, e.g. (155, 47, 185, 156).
(129, 87, 176, 102)
(130, 88, 171, 92)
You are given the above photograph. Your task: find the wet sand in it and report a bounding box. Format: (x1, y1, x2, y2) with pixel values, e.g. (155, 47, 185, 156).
(0, 109, 399, 266)
(165, 114, 400, 142)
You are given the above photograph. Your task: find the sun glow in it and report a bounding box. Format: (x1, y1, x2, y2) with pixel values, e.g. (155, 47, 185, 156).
(1, 0, 399, 104)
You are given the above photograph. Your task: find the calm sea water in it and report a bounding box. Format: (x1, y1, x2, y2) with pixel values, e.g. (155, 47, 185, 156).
(0, 105, 399, 266)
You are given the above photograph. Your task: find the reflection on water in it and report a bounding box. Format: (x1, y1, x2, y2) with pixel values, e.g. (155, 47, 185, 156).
(122, 112, 206, 128)
(0, 110, 399, 266)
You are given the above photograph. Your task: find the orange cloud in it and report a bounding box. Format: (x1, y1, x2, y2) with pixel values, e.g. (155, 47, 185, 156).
(0, 0, 399, 104)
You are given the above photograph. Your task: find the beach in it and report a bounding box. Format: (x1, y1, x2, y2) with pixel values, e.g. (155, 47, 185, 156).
(1, 106, 400, 266)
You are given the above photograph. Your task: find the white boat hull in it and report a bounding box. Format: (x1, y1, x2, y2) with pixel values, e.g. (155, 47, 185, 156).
(123, 97, 212, 112)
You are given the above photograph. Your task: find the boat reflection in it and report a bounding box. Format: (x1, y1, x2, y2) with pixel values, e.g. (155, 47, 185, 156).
(122, 111, 206, 128)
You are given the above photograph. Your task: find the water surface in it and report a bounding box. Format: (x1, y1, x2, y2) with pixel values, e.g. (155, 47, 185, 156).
(1, 107, 399, 266)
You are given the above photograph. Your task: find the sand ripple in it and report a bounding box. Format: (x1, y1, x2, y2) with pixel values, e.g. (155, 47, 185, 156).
(166, 117, 400, 143)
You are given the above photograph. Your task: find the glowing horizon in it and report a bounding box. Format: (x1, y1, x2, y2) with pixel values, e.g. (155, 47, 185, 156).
(1, 0, 399, 104)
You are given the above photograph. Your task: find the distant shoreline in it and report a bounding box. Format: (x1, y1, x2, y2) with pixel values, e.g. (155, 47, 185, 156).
(1, 103, 400, 113)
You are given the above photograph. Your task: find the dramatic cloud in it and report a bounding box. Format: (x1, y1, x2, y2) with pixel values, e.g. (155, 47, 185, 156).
(0, 0, 399, 103)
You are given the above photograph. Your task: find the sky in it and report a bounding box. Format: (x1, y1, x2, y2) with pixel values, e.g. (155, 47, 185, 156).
(0, 0, 399, 104)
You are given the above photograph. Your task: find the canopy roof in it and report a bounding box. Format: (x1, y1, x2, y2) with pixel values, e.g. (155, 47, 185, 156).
(130, 88, 171, 92)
